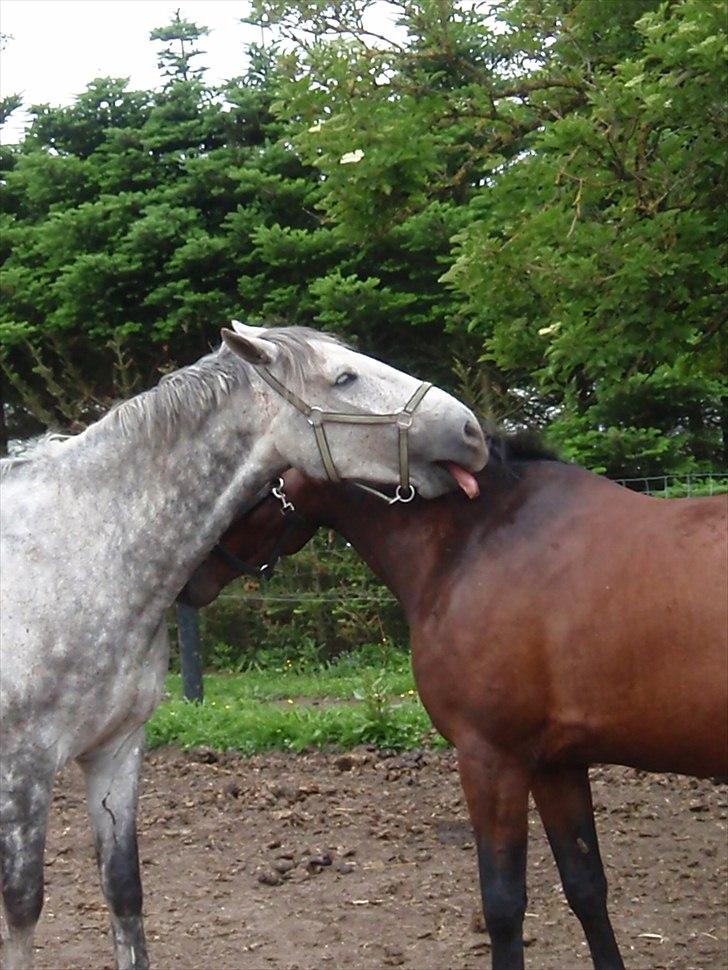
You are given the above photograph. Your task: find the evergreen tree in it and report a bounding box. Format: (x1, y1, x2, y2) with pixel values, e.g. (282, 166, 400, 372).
(443, 0, 727, 474)
(0, 20, 330, 436)
(150, 11, 210, 84)
(1, 2, 725, 475)
(248, 0, 727, 474)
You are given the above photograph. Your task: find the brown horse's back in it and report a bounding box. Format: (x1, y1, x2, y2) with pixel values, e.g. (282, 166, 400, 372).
(412, 466, 728, 778)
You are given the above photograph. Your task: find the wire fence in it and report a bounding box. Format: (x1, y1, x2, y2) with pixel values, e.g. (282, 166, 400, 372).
(177, 468, 727, 697)
(613, 472, 728, 497)
(207, 471, 727, 608)
(216, 589, 397, 603)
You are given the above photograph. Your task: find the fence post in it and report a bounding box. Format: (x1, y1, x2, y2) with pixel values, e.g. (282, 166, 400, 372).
(176, 602, 204, 703)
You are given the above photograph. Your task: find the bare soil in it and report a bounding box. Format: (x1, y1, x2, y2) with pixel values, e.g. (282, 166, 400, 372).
(20, 748, 728, 969)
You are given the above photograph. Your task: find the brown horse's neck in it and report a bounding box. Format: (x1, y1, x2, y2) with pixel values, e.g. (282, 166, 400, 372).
(302, 468, 526, 618)
(325, 496, 447, 618)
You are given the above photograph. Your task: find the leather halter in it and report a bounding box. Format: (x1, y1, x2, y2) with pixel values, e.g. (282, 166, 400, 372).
(253, 365, 433, 504)
(211, 478, 307, 582)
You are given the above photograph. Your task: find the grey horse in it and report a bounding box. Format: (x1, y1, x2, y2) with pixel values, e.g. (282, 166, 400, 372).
(0, 323, 486, 969)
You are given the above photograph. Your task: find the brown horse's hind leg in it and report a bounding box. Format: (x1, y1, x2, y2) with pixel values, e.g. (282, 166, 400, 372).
(457, 743, 530, 970)
(532, 766, 624, 970)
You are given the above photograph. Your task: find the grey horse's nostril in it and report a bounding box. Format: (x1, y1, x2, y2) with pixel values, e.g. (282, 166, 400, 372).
(463, 420, 481, 442)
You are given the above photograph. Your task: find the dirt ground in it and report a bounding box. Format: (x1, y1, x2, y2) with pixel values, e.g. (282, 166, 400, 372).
(18, 747, 728, 970)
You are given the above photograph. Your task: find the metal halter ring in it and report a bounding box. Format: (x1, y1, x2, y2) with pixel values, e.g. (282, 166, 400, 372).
(394, 484, 416, 503)
(306, 407, 325, 427)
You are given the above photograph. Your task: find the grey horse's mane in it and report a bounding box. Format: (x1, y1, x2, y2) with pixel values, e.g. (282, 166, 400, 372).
(0, 432, 73, 476)
(1, 327, 345, 478)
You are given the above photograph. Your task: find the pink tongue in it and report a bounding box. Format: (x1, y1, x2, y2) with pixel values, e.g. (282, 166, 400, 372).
(445, 462, 480, 499)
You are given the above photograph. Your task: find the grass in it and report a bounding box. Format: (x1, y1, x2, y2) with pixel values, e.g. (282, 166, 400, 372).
(170, 662, 415, 705)
(146, 652, 448, 754)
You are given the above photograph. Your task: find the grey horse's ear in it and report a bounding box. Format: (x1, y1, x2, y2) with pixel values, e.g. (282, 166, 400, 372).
(221, 328, 278, 366)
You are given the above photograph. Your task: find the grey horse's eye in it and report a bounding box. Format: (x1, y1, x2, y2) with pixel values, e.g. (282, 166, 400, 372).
(334, 371, 357, 387)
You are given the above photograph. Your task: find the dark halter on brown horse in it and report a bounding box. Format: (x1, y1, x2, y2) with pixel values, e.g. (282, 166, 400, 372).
(182, 438, 728, 970)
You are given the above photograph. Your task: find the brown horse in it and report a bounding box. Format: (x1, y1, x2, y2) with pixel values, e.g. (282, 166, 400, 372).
(181, 439, 728, 970)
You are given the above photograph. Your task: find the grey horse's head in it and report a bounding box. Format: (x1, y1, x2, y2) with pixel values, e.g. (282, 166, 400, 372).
(221, 322, 487, 499)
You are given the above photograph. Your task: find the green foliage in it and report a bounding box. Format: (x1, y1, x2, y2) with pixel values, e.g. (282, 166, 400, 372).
(656, 476, 728, 498)
(2, 3, 726, 474)
(249, 0, 727, 474)
(150, 12, 210, 83)
(352, 669, 403, 745)
(0, 92, 22, 127)
(147, 694, 437, 752)
(442, 0, 728, 473)
(0, 28, 338, 435)
(166, 649, 413, 702)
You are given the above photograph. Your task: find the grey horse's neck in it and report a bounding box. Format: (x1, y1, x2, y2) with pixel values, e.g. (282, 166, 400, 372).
(8, 351, 282, 618)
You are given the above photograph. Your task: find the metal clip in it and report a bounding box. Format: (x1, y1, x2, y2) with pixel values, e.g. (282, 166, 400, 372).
(272, 478, 296, 515)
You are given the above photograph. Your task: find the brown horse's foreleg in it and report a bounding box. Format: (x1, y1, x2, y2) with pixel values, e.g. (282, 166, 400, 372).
(458, 743, 530, 970)
(532, 766, 624, 970)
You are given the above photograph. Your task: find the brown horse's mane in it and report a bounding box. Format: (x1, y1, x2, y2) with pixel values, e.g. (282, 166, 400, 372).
(484, 429, 563, 476)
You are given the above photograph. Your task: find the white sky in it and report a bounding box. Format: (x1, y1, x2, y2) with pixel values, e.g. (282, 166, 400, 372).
(0, 0, 262, 142)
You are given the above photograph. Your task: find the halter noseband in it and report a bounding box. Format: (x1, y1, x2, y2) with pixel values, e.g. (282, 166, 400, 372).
(253, 365, 433, 504)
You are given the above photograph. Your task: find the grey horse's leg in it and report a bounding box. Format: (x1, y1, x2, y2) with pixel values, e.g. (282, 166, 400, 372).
(78, 726, 149, 970)
(0, 759, 54, 970)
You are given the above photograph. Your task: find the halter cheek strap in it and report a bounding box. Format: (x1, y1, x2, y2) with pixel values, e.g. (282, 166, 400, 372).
(253, 365, 433, 504)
